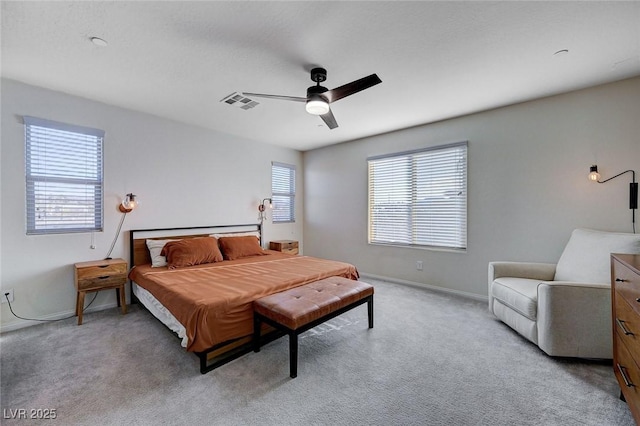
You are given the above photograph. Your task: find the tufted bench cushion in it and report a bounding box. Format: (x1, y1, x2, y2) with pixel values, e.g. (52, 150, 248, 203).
(253, 276, 374, 378)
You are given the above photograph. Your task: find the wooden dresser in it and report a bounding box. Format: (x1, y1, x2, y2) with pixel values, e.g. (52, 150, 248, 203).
(611, 253, 640, 424)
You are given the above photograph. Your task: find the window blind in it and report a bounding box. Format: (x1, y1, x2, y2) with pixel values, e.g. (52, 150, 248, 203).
(24, 116, 104, 235)
(271, 162, 296, 223)
(368, 141, 467, 250)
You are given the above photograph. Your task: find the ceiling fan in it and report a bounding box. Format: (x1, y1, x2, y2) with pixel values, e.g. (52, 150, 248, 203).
(243, 67, 381, 129)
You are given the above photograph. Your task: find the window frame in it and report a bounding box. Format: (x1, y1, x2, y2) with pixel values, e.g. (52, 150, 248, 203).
(24, 116, 105, 235)
(271, 161, 296, 224)
(367, 141, 468, 251)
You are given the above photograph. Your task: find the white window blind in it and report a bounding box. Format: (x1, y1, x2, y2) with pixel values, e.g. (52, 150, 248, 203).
(24, 116, 104, 235)
(271, 162, 296, 223)
(368, 141, 467, 250)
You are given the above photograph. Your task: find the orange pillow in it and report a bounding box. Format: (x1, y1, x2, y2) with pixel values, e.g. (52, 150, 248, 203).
(160, 237, 223, 269)
(218, 236, 266, 260)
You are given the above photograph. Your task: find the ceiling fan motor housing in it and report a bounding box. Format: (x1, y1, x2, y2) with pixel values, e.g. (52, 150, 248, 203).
(310, 67, 327, 83)
(307, 85, 328, 97)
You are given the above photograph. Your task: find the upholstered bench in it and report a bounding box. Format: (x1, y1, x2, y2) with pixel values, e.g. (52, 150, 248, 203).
(253, 276, 374, 378)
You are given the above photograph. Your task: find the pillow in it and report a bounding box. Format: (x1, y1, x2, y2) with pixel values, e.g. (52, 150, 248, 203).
(146, 239, 180, 268)
(554, 228, 640, 283)
(161, 237, 223, 269)
(218, 235, 267, 260)
(210, 231, 260, 240)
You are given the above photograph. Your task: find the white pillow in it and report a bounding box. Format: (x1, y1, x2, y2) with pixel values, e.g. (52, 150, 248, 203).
(146, 239, 180, 268)
(210, 231, 260, 240)
(554, 228, 640, 283)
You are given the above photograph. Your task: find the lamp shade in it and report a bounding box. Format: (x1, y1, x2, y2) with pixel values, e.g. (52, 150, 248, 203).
(119, 193, 138, 213)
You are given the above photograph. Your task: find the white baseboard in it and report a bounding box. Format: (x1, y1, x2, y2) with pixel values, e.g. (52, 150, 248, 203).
(0, 302, 119, 333)
(359, 272, 488, 303)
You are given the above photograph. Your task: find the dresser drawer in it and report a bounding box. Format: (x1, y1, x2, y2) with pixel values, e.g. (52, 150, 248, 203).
(614, 259, 640, 317)
(614, 290, 640, 356)
(615, 332, 640, 408)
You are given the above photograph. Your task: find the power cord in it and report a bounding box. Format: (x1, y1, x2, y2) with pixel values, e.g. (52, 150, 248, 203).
(3, 291, 97, 322)
(104, 211, 128, 260)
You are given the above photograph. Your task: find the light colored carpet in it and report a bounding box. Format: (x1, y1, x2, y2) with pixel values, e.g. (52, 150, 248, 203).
(0, 279, 634, 425)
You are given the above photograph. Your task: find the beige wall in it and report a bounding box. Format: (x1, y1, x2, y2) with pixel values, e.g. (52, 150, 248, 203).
(0, 79, 303, 331)
(303, 77, 640, 299)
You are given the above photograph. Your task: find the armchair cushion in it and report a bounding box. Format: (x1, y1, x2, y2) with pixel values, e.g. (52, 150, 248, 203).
(555, 228, 640, 283)
(491, 278, 539, 320)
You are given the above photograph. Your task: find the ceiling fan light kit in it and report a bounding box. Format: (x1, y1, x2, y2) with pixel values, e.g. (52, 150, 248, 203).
(243, 67, 381, 129)
(305, 96, 330, 115)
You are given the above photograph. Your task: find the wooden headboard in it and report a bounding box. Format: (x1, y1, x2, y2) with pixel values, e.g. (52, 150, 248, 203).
(128, 223, 262, 268)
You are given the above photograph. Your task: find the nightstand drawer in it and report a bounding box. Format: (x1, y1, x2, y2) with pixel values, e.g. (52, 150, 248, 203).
(270, 240, 299, 255)
(77, 274, 127, 291)
(76, 262, 127, 280)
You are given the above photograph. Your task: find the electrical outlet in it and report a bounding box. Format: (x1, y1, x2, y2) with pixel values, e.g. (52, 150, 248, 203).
(2, 289, 14, 303)
(416, 261, 423, 271)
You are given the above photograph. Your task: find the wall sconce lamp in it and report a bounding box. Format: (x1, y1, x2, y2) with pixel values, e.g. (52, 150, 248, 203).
(589, 165, 638, 232)
(258, 198, 272, 222)
(106, 193, 139, 259)
(118, 193, 138, 213)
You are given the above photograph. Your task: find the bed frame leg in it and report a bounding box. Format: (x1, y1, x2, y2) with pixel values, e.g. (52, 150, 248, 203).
(199, 353, 207, 374)
(253, 314, 262, 353)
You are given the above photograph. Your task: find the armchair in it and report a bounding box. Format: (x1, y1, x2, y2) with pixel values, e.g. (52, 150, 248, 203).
(488, 228, 640, 359)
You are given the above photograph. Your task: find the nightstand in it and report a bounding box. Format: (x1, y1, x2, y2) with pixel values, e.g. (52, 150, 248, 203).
(269, 240, 299, 255)
(74, 258, 128, 325)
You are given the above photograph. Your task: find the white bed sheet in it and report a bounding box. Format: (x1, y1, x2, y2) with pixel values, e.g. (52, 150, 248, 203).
(132, 282, 188, 348)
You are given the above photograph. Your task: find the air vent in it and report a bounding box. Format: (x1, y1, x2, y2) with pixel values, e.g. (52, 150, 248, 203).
(220, 92, 259, 110)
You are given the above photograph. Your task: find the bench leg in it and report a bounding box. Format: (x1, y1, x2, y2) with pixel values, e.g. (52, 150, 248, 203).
(289, 332, 298, 378)
(253, 315, 262, 353)
(368, 295, 374, 329)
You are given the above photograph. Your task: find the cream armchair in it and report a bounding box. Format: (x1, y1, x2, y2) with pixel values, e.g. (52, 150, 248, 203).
(488, 228, 640, 359)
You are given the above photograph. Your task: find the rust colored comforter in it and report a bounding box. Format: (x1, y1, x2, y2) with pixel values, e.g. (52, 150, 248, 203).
(129, 251, 359, 352)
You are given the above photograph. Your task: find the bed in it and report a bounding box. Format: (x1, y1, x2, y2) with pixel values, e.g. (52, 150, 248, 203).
(128, 224, 359, 373)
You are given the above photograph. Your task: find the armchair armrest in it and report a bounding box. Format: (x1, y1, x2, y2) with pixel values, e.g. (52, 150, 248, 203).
(488, 261, 556, 312)
(488, 261, 556, 283)
(537, 281, 612, 358)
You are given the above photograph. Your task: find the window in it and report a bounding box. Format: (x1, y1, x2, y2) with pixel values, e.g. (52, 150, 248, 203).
(24, 116, 104, 235)
(271, 162, 296, 223)
(368, 141, 467, 250)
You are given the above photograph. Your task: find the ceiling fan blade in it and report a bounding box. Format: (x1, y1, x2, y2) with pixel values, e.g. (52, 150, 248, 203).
(320, 109, 338, 129)
(242, 92, 306, 103)
(325, 74, 382, 103)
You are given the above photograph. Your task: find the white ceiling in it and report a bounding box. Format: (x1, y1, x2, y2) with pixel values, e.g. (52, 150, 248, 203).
(2, 1, 639, 151)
